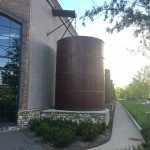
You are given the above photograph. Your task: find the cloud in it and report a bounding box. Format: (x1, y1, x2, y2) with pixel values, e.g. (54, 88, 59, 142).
(0, 34, 19, 39)
(0, 36, 9, 39)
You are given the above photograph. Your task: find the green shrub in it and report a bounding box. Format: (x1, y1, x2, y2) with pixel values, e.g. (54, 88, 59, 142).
(28, 118, 106, 147)
(141, 126, 150, 149)
(49, 120, 77, 147)
(52, 126, 76, 147)
(39, 123, 51, 140)
(97, 122, 106, 134)
(77, 122, 99, 141)
(29, 118, 42, 131)
(132, 145, 145, 150)
(29, 119, 77, 147)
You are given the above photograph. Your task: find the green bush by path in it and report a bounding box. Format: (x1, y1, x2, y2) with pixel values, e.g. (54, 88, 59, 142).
(141, 126, 150, 149)
(77, 122, 99, 141)
(29, 119, 106, 148)
(29, 119, 77, 147)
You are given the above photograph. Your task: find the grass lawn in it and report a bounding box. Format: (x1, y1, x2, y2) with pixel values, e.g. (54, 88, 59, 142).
(121, 100, 150, 149)
(121, 100, 150, 128)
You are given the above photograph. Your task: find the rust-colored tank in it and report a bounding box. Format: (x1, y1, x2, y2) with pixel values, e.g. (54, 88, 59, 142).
(55, 36, 105, 110)
(105, 69, 111, 103)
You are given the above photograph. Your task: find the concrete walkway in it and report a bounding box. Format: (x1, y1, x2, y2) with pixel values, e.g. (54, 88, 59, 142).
(0, 130, 44, 150)
(89, 101, 144, 150)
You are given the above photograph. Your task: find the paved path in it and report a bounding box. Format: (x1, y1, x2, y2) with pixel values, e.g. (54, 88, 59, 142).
(0, 131, 44, 150)
(89, 101, 144, 150)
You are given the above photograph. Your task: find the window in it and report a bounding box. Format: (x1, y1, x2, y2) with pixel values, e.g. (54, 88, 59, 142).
(0, 14, 21, 122)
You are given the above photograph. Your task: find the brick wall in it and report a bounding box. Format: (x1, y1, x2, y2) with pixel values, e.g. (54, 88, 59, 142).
(0, 0, 31, 109)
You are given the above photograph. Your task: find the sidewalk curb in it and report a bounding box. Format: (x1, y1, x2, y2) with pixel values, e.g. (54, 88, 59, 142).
(122, 104, 142, 131)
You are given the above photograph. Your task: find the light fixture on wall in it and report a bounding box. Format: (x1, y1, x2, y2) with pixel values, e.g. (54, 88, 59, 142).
(47, 9, 77, 38)
(52, 9, 76, 18)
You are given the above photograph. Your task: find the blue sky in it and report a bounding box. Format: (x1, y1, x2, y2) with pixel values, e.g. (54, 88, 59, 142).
(58, 0, 102, 12)
(58, 0, 107, 28)
(57, 0, 149, 87)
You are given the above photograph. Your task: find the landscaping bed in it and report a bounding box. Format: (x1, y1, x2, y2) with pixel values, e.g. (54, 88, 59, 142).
(21, 109, 114, 150)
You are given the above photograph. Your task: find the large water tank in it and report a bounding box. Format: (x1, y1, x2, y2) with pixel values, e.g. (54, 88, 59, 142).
(105, 69, 111, 103)
(55, 36, 105, 110)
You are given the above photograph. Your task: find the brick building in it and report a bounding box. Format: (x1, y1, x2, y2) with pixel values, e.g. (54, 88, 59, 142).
(0, 0, 77, 124)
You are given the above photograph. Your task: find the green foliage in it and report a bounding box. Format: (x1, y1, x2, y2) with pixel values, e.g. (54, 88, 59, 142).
(132, 145, 145, 150)
(49, 120, 77, 147)
(122, 101, 150, 149)
(98, 122, 106, 134)
(121, 101, 148, 128)
(111, 83, 116, 101)
(0, 86, 16, 101)
(29, 119, 106, 147)
(51, 126, 76, 147)
(129, 66, 150, 101)
(81, 0, 150, 35)
(35, 122, 50, 137)
(77, 122, 98, 141)
(29, 119, 77, 147)
(115, 87, 126, 100)
(29, 118, 42, 131)
(81, 0, 150, 56)
(141, 126, 150, 149)
(116, 65, 150, 101)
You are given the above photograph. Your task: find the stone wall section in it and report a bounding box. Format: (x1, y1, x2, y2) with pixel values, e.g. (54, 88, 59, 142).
(18, 109, 110, 128)
(0, 0, 31, 109)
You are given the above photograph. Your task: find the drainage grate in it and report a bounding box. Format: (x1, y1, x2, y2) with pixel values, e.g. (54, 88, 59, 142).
(128, 138, 143, 142)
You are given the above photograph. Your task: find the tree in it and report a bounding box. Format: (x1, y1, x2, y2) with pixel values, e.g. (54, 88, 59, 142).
(0, 37, 20, 102)
(81, 0, 150, 34)
(111, 82, 116, 101)
(81, 0, 150, 55)
(115, 87, 126, 99)
(116, 65, 150, 101)
(125, 65, 150, 101)
(1, 38, 20, 85)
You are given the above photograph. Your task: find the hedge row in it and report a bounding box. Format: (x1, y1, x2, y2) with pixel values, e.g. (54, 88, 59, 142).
(29, 118, 106, 148)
